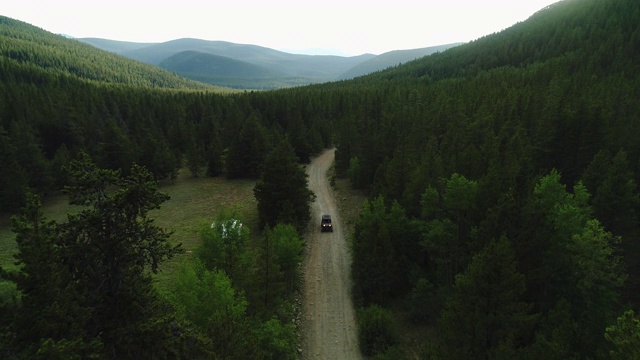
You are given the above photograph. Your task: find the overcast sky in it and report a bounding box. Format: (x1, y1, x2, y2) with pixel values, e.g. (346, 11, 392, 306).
(3, 0, 560, 56)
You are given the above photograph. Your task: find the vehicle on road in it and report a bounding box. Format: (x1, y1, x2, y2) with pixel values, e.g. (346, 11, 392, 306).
(321, 214, 333, 232)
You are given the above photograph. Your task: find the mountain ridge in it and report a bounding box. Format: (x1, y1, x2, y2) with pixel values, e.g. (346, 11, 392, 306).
(0, 16, 217, 91)
(78, 37, 460, 89)
(338, 43, 464, 79)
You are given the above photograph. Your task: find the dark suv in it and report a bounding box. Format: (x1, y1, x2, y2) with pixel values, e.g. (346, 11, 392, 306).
(321, 214, 333, 232)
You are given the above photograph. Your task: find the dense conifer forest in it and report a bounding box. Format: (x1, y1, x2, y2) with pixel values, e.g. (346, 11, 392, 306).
(2, 0, 640, 358)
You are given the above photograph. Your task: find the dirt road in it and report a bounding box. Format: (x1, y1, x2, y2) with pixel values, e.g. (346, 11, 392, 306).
(300, 149, 362, 360)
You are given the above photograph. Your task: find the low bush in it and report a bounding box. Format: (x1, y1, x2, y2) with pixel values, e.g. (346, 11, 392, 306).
(357, 304, 398, 356)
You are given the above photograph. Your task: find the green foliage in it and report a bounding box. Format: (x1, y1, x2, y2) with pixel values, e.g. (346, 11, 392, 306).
(0, 16, 212, 90)
(352, 196, 400, 304)
(420, 173, 480, 286)
(2, 154, 185, 358)
(348, 156, 363, 188)
(569, 220, 625, 308)
(0, 127, 28, 211)
(591, 150, 637, 235)
(584, 150, 640, 303)
(372, 345, 407, 360)
(527, 171, 593, 305)
(185, 139, 206, 178)
(169, 259, 258, 359)
(198, 213, 254, 290)
(0, 280, 20, 354)
(31, 337, 105, 360)
(266, 224, 304, 296)
(0, 279, 19, 308)
(357, 304, 398, 356)
(420, 186, 440, 219)
(351, 195, 423, 306)
(3, 0, 640, 356)
(170, 212, 304, 358)
(6, 193, 94, 357)
(9, 121, 53, 193)
(438, 236, 535, 359)
(605, 310, 640, 359)
(526, 299, 581, 360)
(255, 317, 297, 360)
(206, 132, 224, 177)
(173, 220, 301, 358)
(443, 173, 478, 212)
(406, 278, 439, 324)
(170, 260, 248, 329)
(253, 138, 315, 230)
(226, 112, 269, 179)
(524, 170, 626, 356)
(254, 226, 286, 314)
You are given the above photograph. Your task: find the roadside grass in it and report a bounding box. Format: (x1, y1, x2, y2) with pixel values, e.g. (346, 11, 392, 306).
(0, 169, 258, 293)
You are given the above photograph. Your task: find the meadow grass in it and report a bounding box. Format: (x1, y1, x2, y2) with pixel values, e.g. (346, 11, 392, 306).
(0, 169, 259, 293)
(0, 192, 87, 274)
(150, 172, 258, 291)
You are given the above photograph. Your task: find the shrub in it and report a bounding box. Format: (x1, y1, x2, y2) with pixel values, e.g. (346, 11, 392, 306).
(357, 304, 398, 356)
(256, 317, 297, 360)
(374, 345, 407, 360)
(407, 278, 440, 323)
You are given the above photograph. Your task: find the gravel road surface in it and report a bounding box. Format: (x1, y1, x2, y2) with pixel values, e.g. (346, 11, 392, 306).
(300, 149, 362, 360)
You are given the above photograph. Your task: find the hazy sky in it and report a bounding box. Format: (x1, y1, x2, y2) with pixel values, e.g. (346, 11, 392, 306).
(3, 0, 560, 56)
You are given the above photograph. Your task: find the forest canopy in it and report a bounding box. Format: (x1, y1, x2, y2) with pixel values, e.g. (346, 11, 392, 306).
(2, 0, 640, 358)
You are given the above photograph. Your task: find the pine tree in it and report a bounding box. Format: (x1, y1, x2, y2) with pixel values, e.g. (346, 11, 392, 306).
(438, 236, 535, 359)
(605, 310, 640, 359)
(7, 193, 99, 358)
(206, 132, 224, 177)
(352, 196, 402, 304)
(0, 127, 28, 211)
(226, 112, 269, 179)
(253, 138, 315, 230)
(58, 152, 183, 357)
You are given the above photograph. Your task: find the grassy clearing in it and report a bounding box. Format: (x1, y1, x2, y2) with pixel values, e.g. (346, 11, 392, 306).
(0, 169, 258, 292)
(0, 193, 90, 273)
(150, 171, 258, 291)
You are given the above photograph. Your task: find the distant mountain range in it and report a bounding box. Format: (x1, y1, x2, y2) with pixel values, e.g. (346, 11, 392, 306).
(79, 37, 462, 89)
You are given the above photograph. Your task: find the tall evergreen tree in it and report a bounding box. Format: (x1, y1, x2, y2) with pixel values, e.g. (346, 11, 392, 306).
(97, 119, 135, 173)
(6, 193, 99, 358)
(58, 152, 183, 357)
(253, 138, 315, 230)
(0, 127, 27, 211)
(226, 112, 269, 179)
(605, 310, 640, 359)
(206, 131, 224, 177)
(586, 150, 640, 303)
(438, 236, 535, 359)
(352, 196, 403, 305)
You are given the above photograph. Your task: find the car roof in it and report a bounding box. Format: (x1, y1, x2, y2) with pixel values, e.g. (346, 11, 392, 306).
(322, 214, 331, 219)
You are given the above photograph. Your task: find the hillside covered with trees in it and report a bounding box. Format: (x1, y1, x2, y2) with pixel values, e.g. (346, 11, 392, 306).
(2, 0, 640, 358)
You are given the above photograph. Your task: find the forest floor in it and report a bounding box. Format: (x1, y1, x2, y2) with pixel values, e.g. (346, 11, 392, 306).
(300, 149, 363, 360)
